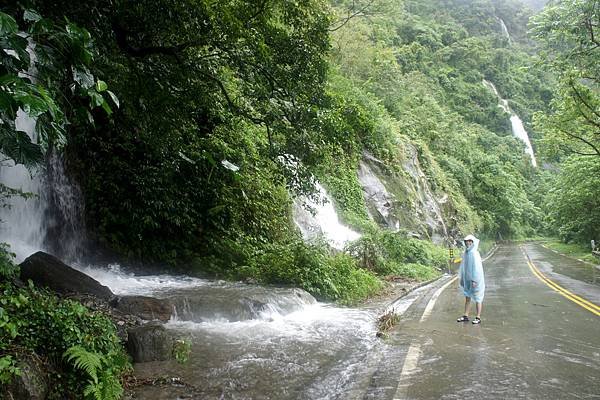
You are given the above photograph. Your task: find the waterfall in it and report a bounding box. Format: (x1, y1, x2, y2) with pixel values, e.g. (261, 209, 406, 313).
(0, 117, 86, 263)
(44, 150, 87, 262)
(482, 80, 537, 167)
(293, 182, 360, 250)
(0, 35, 86, 263)
(497, 17, 511, 42)
(0, 111, 48, 262)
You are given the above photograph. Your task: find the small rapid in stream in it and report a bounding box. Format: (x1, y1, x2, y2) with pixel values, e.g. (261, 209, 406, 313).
(79, 264, 384, 399)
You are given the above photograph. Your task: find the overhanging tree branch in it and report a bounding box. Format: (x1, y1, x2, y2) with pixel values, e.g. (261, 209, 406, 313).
(329, 0, 378, 32)
(112, 21, 206, 58)
(559, 127, 600, 156)
(568, 80, 600, 125)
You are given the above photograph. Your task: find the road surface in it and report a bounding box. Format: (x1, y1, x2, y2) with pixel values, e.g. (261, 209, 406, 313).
(365, 242, 600, 400)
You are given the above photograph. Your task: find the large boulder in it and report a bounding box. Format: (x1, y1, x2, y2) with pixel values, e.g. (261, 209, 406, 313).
(127, 323, 173, 363)
(2, 353, 48, 400)
(111, 295, 173, 322)
(19, 252, 114, 301)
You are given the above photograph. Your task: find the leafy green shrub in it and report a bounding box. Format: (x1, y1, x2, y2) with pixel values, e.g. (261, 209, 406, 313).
(0, 257, 131, 400)
(172, 339, 192, 364)
(0, 244, 18, 281)
(346, 229, 445, 279)
(0, 9, 116, 167)
(233, 239, 381, 304)
(0, 354, 20, 384)
(383, 262, 440, 281)
(63, 345, 125, 400)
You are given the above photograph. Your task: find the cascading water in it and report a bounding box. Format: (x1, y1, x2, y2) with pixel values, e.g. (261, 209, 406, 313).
(44, 150, 87, 262)
(497, 17, 511, 42)
(0, 135, 87, 263)
(293, 182, 360, 249)
(1, 37, 86, 263)
(77, 262, 385, 400)
(0, 111, 47, 262)
(483, 79, 537, 167)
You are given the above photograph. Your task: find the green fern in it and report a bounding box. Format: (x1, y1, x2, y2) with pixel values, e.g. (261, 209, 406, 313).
(84, 371, 123, 400)
(63, 345, 124, 400)
(63, 345, 103, 385)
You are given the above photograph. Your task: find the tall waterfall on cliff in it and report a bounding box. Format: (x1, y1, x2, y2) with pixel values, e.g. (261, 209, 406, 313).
(0, 112, 47, 262)
(482, 80, 537, 167)
(497, 17, 511, 43)
(0, 114, 86, 263)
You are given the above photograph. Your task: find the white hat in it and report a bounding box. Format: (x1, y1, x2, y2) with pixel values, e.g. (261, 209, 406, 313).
(463, 234, 477, 242)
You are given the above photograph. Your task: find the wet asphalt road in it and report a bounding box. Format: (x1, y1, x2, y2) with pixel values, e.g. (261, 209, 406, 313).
(377, 242, 600, 400)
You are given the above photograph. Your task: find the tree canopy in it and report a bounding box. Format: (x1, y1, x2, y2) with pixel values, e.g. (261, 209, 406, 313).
(531, 0, 600, 158)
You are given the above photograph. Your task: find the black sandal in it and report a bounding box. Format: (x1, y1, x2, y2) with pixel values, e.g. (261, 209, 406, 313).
(456, 315, 469, 322)
(472, 317, 481, 324)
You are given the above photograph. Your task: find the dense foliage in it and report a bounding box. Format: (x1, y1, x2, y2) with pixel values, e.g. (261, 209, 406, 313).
(529, 0, 600, 245)
(10, 0, 331, 264)
(346, 229, 445, 280)
(0, 9, 115, 213)
(1, 0, 450, 303)
(0, 250, 130, 399)
(543, 156, 600, 243)
(531, 0, 600, 159)
(0, 10, 115, 166)
(233, 238, 383, 304)
(2, 0, 594, 299)
(4, 0, 564, 275)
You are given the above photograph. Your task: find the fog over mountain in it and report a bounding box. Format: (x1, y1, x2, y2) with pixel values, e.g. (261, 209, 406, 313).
(519, 0, 548, 11)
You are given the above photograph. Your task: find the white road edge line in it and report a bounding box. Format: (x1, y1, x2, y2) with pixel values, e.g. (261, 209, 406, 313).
(394, 276, 457, 400)
(393, 343, 422, 400)
(394, 243, 497, 400)
(420, 276, 458, 323)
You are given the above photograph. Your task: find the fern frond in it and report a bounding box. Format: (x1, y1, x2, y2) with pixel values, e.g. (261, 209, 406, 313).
(98, 372, 124, 400)
(83, 384, 102, 399)
(63, 345, 103, 384)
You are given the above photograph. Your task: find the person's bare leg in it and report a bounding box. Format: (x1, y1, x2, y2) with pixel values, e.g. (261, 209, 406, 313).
(475, 302, 482, 319)
(463, 297, 471, 316)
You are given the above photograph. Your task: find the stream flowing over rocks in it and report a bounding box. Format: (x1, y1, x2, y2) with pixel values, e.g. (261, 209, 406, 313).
(15, 251, 412, 399)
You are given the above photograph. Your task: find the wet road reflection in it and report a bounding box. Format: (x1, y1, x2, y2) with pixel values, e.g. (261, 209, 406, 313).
(391, 242, 600, 400)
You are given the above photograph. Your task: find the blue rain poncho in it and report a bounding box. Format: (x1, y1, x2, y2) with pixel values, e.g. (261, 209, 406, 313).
(458, 234, 485, 303)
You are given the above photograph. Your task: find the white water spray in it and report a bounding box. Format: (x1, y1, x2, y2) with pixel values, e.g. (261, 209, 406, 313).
(497, 17, 511, 42)
(293, 182, 360, 250)
(482, 80, 537, 167)
(0, 111, 49, 262)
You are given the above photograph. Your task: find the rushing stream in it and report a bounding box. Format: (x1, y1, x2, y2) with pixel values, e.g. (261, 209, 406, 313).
(77, 264, 385, 399)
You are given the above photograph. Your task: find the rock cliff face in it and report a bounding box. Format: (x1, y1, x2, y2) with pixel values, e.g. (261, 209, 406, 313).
(357, 148, 450, 244)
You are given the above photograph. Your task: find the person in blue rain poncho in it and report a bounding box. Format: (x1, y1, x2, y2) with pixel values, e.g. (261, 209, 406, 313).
(456, 234, 485, 324)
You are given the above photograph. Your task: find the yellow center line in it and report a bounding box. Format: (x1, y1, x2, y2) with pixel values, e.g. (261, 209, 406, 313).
(523, 249, 600, 317)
